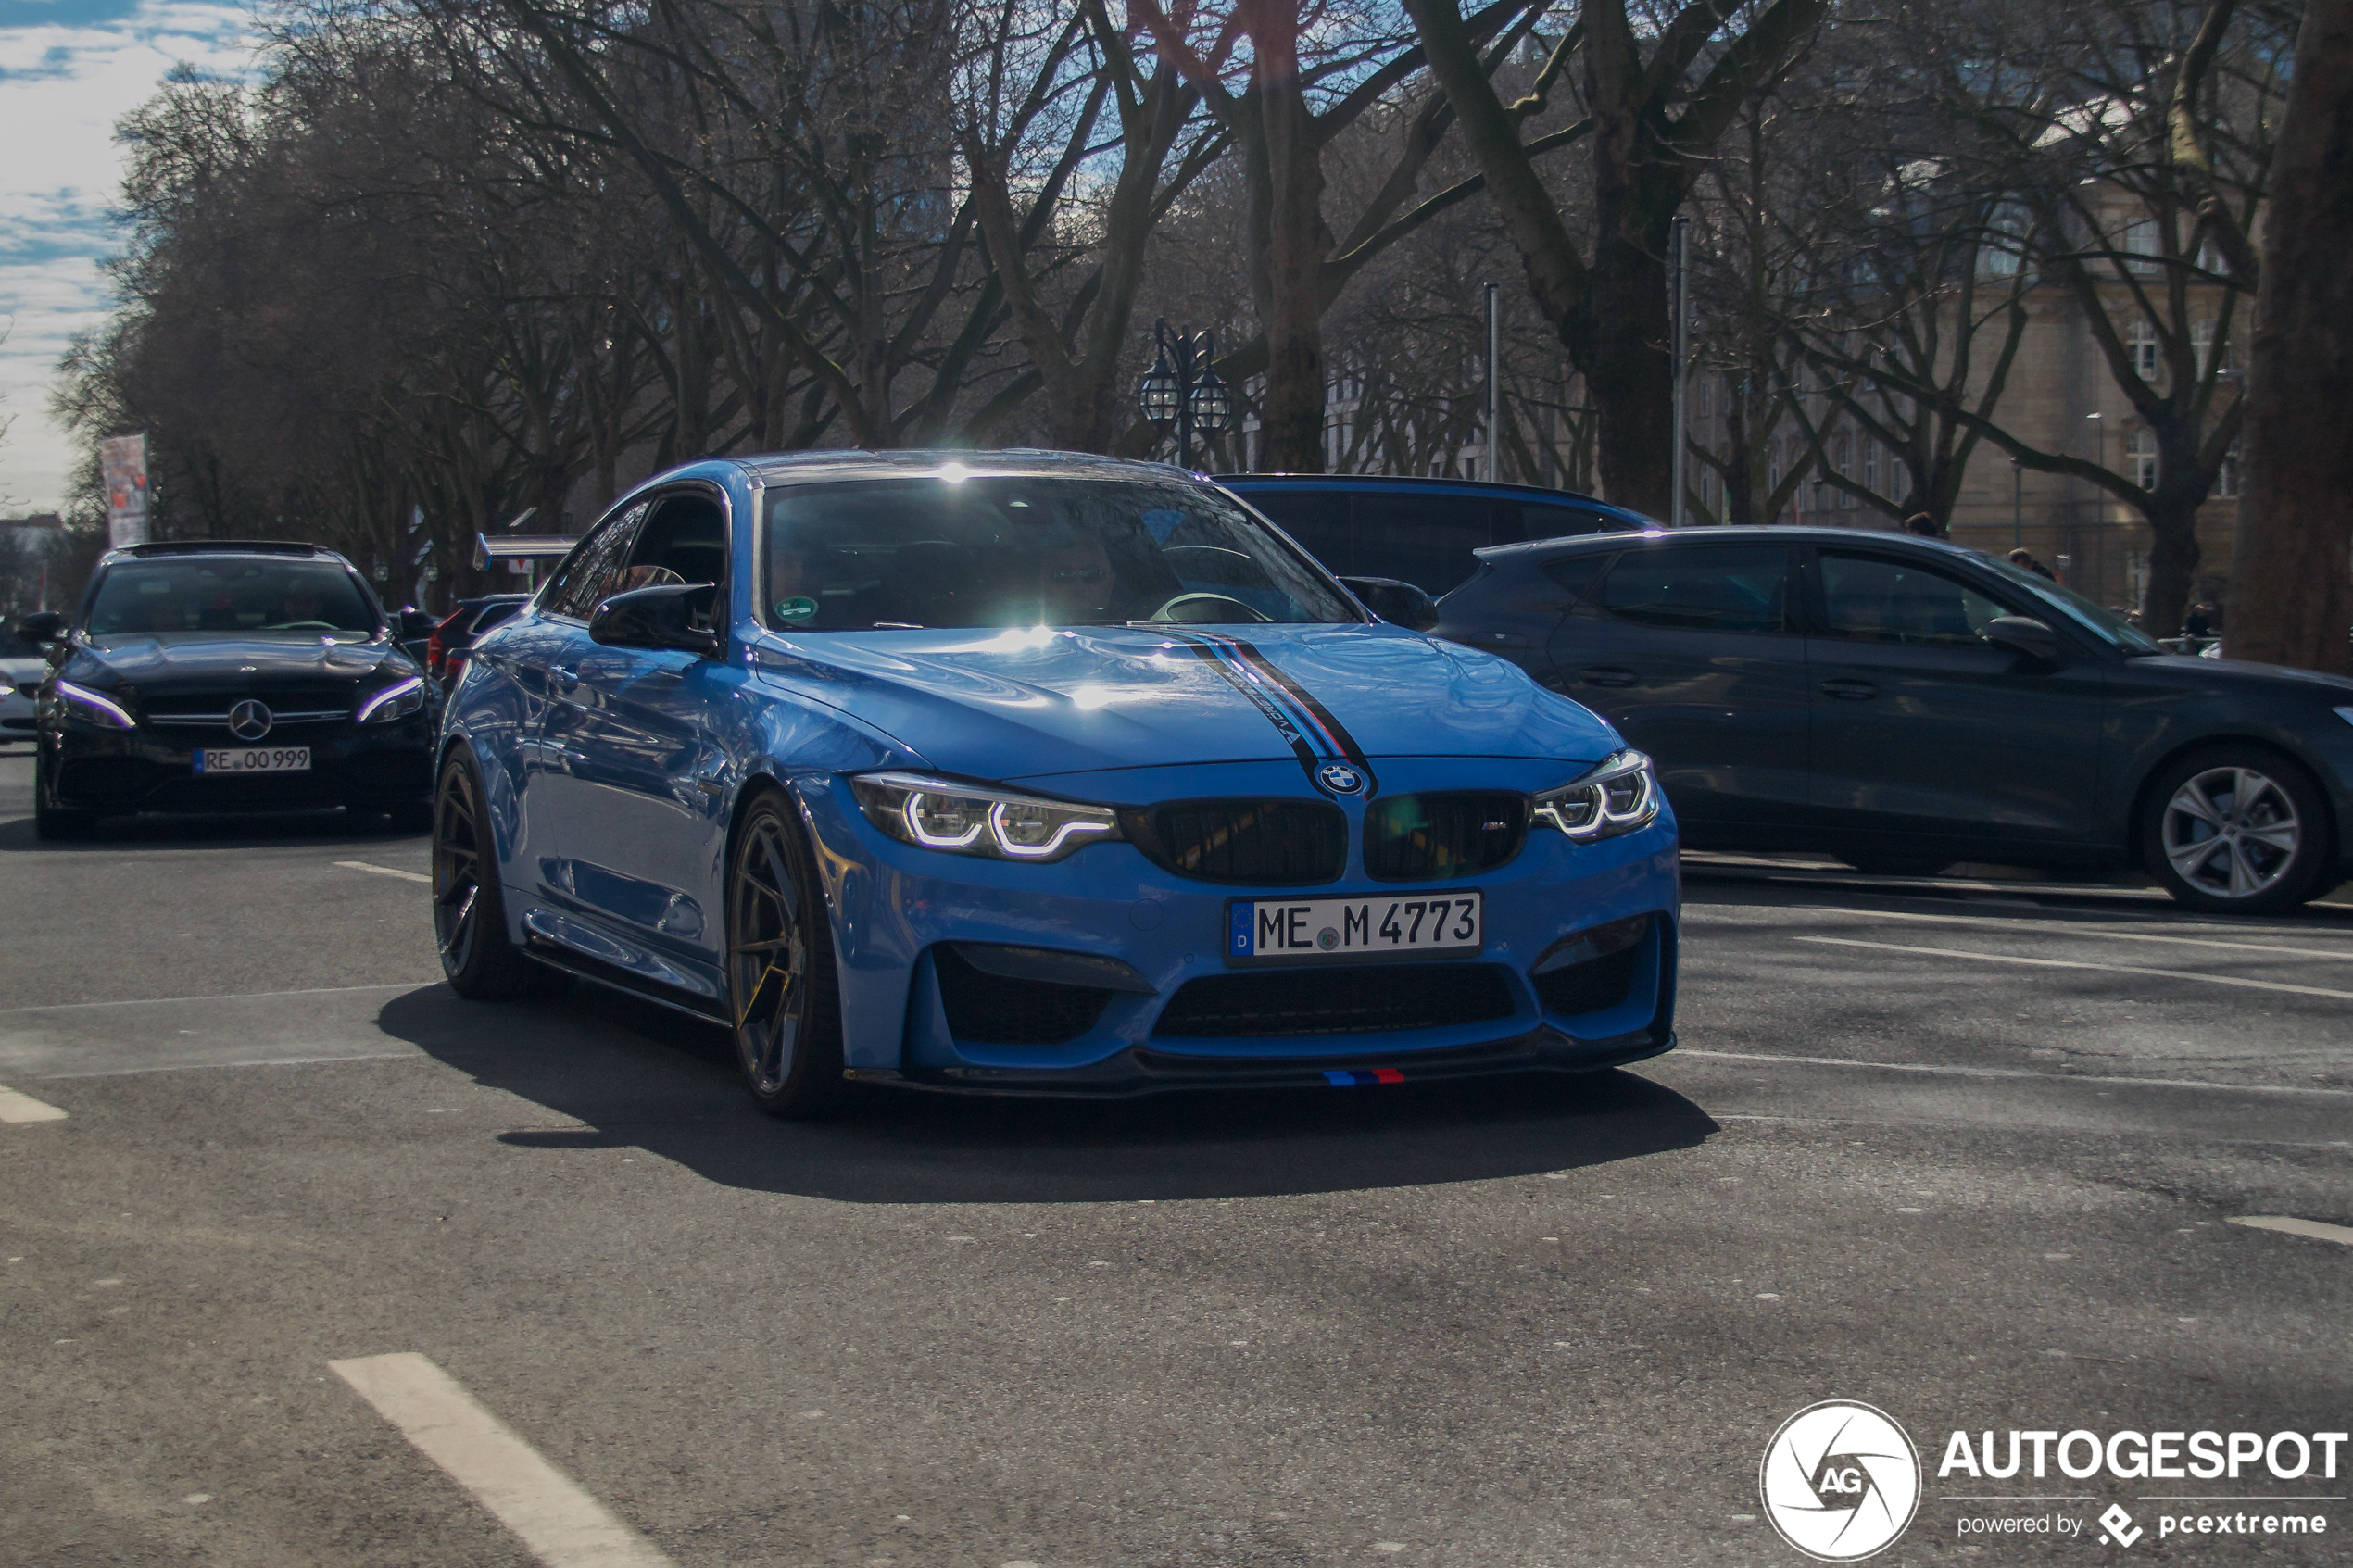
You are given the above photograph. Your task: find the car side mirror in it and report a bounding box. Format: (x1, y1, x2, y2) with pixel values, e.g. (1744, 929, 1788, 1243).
(589, 582, 724, 658)
(1339, 575, 1441, 632)
(1985, 615, 2061, 662)
(13, 610, 67, 645)
(397, 608, 440, 639)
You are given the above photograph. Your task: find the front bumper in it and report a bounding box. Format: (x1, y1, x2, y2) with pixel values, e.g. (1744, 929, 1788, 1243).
(800, 760, 1680, 1090)
(41, 712, 434, 814)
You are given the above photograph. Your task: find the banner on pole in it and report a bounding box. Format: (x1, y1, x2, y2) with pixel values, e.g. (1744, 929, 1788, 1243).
(99, 433, 150, 548)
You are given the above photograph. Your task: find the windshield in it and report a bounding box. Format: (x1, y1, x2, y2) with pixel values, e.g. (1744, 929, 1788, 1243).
(1977, 554, 2164, 654)
(761, 476, 1362, 631)
(87, 558, 380, 640)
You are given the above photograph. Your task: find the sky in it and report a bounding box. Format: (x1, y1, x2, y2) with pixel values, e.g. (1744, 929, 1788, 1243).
(0, 0, 258, 513)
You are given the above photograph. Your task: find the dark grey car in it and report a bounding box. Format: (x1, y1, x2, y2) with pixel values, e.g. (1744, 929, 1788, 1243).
(1435, 525, 2353, 912)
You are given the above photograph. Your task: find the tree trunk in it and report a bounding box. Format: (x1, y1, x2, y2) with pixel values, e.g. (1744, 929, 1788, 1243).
(1585, 191, 1677, 512)
(1252, 29, 1330, 472)
(2227, 0, 2353, 672)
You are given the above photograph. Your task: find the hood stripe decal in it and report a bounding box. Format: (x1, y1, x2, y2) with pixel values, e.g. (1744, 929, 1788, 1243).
(1164, 631, 1376, 795)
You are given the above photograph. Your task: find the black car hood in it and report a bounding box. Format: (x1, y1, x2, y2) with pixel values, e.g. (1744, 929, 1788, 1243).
(74, 634, 399, 685)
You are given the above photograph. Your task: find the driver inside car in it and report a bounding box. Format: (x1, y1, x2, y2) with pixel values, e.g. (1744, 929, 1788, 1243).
(1036, 533, 1114, 623)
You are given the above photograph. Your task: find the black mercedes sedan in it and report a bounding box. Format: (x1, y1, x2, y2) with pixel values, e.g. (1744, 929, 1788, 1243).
(16, 541, 437, 839)
(1434, 525, 2353, 913)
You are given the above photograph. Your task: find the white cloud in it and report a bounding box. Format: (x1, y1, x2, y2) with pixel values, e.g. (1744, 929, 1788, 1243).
(0, 0, 258, 511)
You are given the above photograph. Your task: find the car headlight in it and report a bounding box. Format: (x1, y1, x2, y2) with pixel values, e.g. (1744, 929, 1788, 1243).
(54, 679, 135, 729)
(850, 771, 1122, 862)
(1531, 749, 1660, 841)
(357, 674, 427, 723)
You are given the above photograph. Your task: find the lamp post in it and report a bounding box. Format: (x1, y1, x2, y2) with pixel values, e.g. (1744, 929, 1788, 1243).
(2011, 458, 2022, 550)
(1136, 320, 1235, 471)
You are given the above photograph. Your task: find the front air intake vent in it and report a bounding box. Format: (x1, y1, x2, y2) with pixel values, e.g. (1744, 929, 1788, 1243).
(1124, 798, 1347, 886)
(933, 946, 1111, 1045)
(1364, 792, 1529, 881)
(1151, 963, 1515, 1038)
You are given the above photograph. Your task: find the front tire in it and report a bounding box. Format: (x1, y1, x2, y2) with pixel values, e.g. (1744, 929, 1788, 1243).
(433, 749, 555, 997)
(725, 788, 845, 1119)
(32, 751, 96, 841)
(2139, 746, 2332, 913)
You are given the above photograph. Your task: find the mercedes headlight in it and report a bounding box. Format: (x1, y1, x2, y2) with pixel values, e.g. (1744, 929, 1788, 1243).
(357, 674, 427, 723)
(850, 771, 1122, 862)
(54, 679, 135, 729)
(1531, 749, 1660, 841)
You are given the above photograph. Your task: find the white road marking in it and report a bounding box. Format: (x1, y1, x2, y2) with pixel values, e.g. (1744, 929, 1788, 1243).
(0, 1084, 67, 1123)
(331, 1353, 675, 1568)
(35, 1051, 420, 1082)
(1792, 935, 2353, 1001)
(1692, 904, 2353, 961)
(1674, 1047, 2353, 1097)
(335, 860, 433, 884)
(2229, 1215, 2353, 1246)
(0, 982, 426, 1016)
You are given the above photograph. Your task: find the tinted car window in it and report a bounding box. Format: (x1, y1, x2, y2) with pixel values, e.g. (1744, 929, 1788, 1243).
(87, 558, 378, 639)
(1978, 554, 2163, 653)
(1596, 546, 1790, 633)
(1818, 553, 2005, 648)
(617, 494, 727, 596)
(762, 477, 1358, 631)
(1236, 491, 1351, 576)
(1353, 495, 1495, 595)
(1541, 552, 1614, 608)
(544, 502, 648, 620)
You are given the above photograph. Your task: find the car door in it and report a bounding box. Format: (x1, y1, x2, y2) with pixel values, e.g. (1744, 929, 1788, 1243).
(1803, 545, 2106, 845)
(1543, 541, 1811, 836)
(535, 486, 740, 979)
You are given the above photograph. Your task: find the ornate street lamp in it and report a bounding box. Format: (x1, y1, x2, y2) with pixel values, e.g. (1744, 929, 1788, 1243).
(1136, 319, 1228, 470)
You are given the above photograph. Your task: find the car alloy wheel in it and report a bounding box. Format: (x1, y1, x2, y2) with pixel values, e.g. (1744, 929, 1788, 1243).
(726, 791, 843, 1117)
(433, 752, 552, 997)
(2159, 765, 2303, 903)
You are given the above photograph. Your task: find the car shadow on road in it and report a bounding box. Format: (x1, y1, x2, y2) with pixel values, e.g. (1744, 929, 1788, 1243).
(375, 983, 1718, 1203)
(0, 807, 427, 854)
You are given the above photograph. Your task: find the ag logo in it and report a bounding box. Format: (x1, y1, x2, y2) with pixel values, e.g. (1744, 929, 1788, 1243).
(1315, 761, 1365, 796)
(1759, 1400, 1920, 1562)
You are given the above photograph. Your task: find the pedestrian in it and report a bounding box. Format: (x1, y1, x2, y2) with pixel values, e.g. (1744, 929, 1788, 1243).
(2007, 546, 2057, 581)
(1904, 511, 1942, 538)
(2183, 603, 2212, 639)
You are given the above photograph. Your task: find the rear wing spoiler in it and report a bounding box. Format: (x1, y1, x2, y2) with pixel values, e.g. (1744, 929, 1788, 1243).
(473, 533, 576, 571)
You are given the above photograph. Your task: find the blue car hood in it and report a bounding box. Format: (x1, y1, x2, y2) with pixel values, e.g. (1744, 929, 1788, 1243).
(749, 622, 1617, 782)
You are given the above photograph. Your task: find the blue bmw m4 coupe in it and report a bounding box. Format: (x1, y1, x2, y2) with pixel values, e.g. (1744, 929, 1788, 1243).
(434, 451, 1680, 1114)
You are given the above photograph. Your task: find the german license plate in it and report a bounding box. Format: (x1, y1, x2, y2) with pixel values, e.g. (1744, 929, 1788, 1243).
(1228, 890, 1482, 966)
(193, 746, 310, 774)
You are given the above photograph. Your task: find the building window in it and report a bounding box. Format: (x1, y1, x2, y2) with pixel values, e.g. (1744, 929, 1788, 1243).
(2123, 217, 2161, 274)
(2216, 443, 2240, 500)
(1832, 432, 1856, 508)
(2129, 429, 2158, 490)
(1861, 440, 1879, 496)
(2126, 320, 2160, 382)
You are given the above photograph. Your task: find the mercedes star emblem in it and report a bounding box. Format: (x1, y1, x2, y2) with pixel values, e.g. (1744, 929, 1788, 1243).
(227, 699, 274, 741)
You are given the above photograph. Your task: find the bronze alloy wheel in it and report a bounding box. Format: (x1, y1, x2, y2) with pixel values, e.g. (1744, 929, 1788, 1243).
(433, 751, 551, 997)
(726, 790, 843, 1116)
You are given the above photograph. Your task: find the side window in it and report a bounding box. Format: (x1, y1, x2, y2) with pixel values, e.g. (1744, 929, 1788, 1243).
(616, 493, 728, 592)
(1354, 495, 1496, 594)
(543, 502, 648, 621)
(1237, 491, 1350, 576)
(1594, 545, 1792, 633)
(1541, 552, 1614, 610)
(1817, 553, 2008, 648)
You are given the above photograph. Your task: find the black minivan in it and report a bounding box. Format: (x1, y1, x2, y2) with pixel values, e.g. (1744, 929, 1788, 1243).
(1220, 474, 1653, 598)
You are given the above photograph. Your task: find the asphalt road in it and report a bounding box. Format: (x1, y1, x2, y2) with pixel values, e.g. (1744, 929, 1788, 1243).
(2, 745, 2347, 1567)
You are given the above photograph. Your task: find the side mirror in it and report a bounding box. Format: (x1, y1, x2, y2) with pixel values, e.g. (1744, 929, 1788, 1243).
(397, 608, 440, 640)
(1985, 615, 2061, 662)
(14, 610, 67, 645)
(589, 582, 724, 658)
(1339, 575, 1441, 632)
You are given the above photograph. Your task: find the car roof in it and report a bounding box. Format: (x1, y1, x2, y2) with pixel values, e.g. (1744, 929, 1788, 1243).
(108, 539, 348, 562)
(1471, 523, 1984, 564)
(1216, 470, 1640, 512)
(733, 448, 1194, 487)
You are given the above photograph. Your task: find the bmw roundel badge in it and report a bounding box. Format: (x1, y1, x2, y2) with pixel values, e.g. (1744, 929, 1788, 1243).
(1315, 761, 1365, 796)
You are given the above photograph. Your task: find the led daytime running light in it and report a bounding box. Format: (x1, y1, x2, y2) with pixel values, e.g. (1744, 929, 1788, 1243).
(356, 675, 427, 723)
(56, 680, 134, 729)
(853, 771, 1121, 864)
(1533, 750, 1660, 841)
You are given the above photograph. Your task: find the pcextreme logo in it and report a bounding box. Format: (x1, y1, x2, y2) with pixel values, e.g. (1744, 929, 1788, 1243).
(1760, 1400, 1923, 1562)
